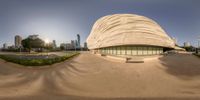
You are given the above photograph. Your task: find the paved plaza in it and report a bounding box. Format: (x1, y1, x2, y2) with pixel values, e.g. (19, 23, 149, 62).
(0, 52, 200, 100)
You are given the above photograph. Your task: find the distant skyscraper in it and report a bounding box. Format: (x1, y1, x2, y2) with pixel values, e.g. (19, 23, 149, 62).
(184, 42, 190, 47)
(172, 37, 178, 46)
(15, 35, 22, 48)
(77, 34, 80, 48)
(198, 36, 200, 48)
(84, 42, 87, 49)
(75, 40, 78, 49)
(66, 43, 72, 50)
(53, 40, 56, 49)
(71, 40, 75, 49)
(3, 43, 8, 49)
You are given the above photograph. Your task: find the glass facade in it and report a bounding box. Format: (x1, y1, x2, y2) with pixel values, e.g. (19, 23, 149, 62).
(98, 46, 163, 56)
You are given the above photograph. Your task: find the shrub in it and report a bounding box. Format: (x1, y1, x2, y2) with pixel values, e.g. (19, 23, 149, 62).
(0, 52, 80, 66)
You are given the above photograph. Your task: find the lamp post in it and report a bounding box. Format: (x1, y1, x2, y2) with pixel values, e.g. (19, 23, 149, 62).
(198, 38, 200, 48)
(47, 43, 49, 58)
(19, 46, 22, 59)
(19, 46, 21, 54)
(74, 40, 76, 52)
(197, 36, 200, 54)
(45, 41, 49, 58)
(66, 41, 69, 52)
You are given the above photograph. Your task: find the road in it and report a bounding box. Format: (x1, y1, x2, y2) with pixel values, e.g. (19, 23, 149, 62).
(0, 52, 200, 100)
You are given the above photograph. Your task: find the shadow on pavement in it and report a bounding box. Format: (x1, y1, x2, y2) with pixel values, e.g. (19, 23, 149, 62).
(158, 53, 200, 80)
(0, 55, 95, 97)
(0, 95, 199, 100)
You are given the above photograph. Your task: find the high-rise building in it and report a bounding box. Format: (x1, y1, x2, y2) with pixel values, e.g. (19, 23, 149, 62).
(3, 43, 8, 49)
(77, 34, 80, 48)
(75, 40, 78, 49)
(53, 40, 56, 49)
(84, 42, 87, 49)
(172, 37, 178, 45)
(15, 35, 22, 48)
(71, 40, 75, 49)
(66, 43, 72, 50)
(184, 42, 190, 47)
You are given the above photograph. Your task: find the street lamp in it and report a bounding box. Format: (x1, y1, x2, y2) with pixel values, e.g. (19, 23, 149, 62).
(45, 39, 50, 58)
(19, 46, 22, 59)
(198, 36, 200, 48)
(74, 40, 76, 52)
(196, 36, 200, 54)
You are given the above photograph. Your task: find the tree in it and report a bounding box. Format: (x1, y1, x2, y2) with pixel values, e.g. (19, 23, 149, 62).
(22, 38, 31, 52)
(60, 45, 65, 50)
(44, 43, 54, 51)
(22, 37, 45, 52)
(183, 46, 196, 52)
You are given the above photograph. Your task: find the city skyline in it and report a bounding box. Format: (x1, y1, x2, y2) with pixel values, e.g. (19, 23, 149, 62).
(1, 34, 81, 48)
(0, 0, 200, 47)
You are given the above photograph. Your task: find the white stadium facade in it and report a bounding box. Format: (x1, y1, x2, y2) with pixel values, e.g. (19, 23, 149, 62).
(86, 14, 175, 56)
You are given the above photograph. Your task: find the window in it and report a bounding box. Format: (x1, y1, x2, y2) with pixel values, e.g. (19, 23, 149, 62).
(132, 47, 137, 55)
(117, 46, 121, 55)
(153, 47, 157, 55)
(109, 47, 111, 54)
(143, 47, 148, 55)
(127, 46, 132, 55)
(138, 47, 143, 55)
(156, 48, 160, 54)
(113, 47, 116, 55)
(121, 46, 126, 55)
(100, 46, 164, 56)
(147, 47, 152, 55)
(159, 48, 163, 54)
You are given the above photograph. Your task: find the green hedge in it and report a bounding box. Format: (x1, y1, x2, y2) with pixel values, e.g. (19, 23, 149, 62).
(0, 52, 79, 66)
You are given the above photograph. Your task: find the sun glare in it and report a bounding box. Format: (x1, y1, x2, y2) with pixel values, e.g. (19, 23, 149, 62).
(45, 39, 50, 44)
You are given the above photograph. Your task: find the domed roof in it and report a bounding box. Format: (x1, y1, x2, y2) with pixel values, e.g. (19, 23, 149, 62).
(87, 14, 175, 49)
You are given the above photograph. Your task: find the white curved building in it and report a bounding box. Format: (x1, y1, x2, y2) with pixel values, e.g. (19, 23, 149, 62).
(87, 14, 175, 56)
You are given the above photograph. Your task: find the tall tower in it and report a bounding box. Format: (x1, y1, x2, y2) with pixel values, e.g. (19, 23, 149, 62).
(77, 34, 80, 48)
(84, 42, 87, 49)
(53, 40, 56, 49)
(172, 37, 178, 46)
(184, 42, 190, 47)
(71, 40, 75, 49)
(15, 35, 22, 48)
(3, 43, 8, 49)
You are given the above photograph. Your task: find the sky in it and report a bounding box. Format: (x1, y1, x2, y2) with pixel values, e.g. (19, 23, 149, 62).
(0, 0, 200, 47)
